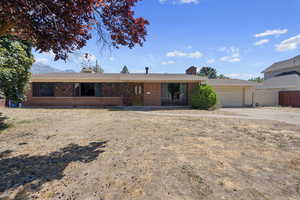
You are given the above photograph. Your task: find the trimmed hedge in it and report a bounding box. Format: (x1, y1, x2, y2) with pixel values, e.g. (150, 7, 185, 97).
(191, 84, 217, 109)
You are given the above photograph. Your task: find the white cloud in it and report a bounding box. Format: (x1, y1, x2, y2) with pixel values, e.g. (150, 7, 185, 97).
(218, 46, 239, 54)
(219, 47, 241, 63)
(166, 50, 203, 59)
(187, 45, 192, 49)
(276, 34, 300, 51)
(254, 39, 270, 46)
(161, 60, 175, 65)
(109, 57, 115, 61)
(206, 59, 215, 64)
(167, 50, 186, 57)
(159, 0, 167, 3)
(255, 29, 288, 38)
(35, 58, 48, 64)
(220, 56, 240, 63)
(224, 73, 255, 79)
(189, 51, 203, 58)
(159, 0, 199, 4)
(179, 0, 199, 4)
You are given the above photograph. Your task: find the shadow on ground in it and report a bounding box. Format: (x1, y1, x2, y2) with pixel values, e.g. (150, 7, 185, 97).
(0, 141, 107, 199)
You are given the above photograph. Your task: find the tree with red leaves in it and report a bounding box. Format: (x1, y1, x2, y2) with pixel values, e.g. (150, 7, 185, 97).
(0, 0, 149, 60)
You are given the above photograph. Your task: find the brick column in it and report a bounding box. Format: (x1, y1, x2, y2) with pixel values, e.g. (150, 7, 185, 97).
(144, 83, 161, 106)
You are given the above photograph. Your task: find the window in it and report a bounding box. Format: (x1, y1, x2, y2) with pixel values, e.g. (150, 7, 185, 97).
(161, 83, 187, 106)
(134, 85, 142, 95)
(32, 83, 55, 97)
(80, 83, 96, 96)
(75, 83, 101, 97)
(275, 71, 300, 77)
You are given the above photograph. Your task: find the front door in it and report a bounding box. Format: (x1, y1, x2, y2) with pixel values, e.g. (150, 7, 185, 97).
(132, 83, 144, 106)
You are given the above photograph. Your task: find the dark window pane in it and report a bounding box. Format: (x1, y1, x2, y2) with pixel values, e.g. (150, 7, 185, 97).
(95, 83, 101, 97)
(161, 83, 187, 106)
(32, 83, 55, 97)
(80, 83, 95, 96)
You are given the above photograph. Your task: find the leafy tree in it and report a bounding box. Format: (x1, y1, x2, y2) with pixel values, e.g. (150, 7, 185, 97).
(0, 0, 149, 60)
(248, 77, 264, 83)
(217, 74, 230, 79)
(198, 67, 217, 79)
(0, 36, 34, 103)
(121, 66, 129, 74)
(191, 84, 217, 110)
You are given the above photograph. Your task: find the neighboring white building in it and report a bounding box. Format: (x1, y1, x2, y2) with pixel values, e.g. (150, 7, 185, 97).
(263, 55, 300, 80)
(255, 55, 300, 106)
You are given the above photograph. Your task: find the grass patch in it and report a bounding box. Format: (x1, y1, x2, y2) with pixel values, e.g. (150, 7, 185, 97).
(181, 165, 205, 184)
(17, 120, 32, 124)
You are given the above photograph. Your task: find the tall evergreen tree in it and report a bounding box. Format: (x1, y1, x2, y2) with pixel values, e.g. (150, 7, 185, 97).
(120, 66, 129, 74)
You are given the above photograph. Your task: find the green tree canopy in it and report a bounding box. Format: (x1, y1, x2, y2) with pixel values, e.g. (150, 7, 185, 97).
(191, 84, 217, 110)
(120, 66, 129, 74)
(198, 67, 217, 79)
(217, 74, 230, 79)
(0, 36, 34, 103)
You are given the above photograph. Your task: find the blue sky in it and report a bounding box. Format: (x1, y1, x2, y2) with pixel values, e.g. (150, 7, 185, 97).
(34, 0, 300, 79)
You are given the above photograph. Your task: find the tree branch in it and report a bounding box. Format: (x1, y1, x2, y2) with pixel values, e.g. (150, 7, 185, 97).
(0, 22, 15, 37)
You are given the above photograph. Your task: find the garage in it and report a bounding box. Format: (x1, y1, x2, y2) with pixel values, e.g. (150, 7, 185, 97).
(206, 79, 256, 107)
(214, 86, 244, 107)
(279, 91, 300, 107)
(255, 88, 279, 106)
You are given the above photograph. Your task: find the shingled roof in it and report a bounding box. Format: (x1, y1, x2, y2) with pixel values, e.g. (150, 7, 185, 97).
(31, 73, 207, 83)
(205, 79, 257, 86)
(262, 55, 300, 73)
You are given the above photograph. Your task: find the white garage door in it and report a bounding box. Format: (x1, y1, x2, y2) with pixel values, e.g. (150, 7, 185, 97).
(255, 89, 279, 106)
(214, 86, 244, 107)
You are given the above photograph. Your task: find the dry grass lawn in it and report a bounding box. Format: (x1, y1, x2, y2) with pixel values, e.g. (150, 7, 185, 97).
(0, 108, 300, 200)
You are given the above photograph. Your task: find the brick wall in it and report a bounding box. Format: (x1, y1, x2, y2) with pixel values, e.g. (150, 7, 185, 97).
(23, 84, 123, 107)
(144, 83, 161, 106)
(24, 82, 201, 107)
(23, 96, 123, 107)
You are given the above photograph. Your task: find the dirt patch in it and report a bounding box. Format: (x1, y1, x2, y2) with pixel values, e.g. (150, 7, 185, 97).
(259, 106, 300, 112)
(0, 108, 299, 200)
(146, 108, 241, 116)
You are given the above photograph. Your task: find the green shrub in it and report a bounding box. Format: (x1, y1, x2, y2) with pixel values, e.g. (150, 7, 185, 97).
(191, 84, 218, 110)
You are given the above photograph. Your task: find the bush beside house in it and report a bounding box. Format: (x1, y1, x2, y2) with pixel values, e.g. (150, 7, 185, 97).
(191, 84, 218, 110)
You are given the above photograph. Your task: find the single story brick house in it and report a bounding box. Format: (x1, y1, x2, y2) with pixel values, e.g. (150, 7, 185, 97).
(23, 67, 256, 107)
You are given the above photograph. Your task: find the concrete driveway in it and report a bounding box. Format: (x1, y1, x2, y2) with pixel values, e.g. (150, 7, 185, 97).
(222, 107, 300, 126)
